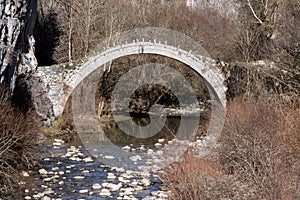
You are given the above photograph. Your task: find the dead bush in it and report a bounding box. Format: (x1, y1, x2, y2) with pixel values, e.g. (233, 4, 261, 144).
(162, 96, 299, 200)
(0, 85, 39, 196)
(161, 152, 247, 200)
(218, 96, 300, 200)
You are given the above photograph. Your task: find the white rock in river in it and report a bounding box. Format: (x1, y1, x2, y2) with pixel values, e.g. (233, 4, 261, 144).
(122, 145, 131, 151)
(39, 169, 48, 175)
(147, 149, 154, 154)
(33, 192, 44, 198)
(22, 171, 30, 177)
(108, 183, 122, 191)
(52, 142, 62, 146)
(112, 167, 125, 173)
(43, 177, 52, 182)
(104, 155, 115, 160)
(41, 196, 51, 200)
(54, 139, 65, 143)
(158, 138, 165, 143)
(129, 155, 142, 162)
(92, 183, 102, 190)
(73, 176, 85, 180)
(154, 143, 162, 148)
(107, 172, 116, 180)
(24, 196, 31, 200)
(99, 188, 111, 197)
(78, 189, 89, 194)
(141, 178, 151, 186)
(83, 157, 93, 163)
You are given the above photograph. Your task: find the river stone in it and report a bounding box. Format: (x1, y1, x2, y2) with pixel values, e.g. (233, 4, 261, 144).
(108, 183, 121, 191)
(24, 196, 31, 200)
(41, 196, 51, 200)
(51, 167, 59, 171)
(154, 143, 162, 148)
(53, 142, 62, 146)
(33, 192, 44, 198)
(73, 176, 85, 180)
(112, 167, 125, 173)
(122, 145, 131, 151)
(43, 178, 52, 182)
(78, 189, 89, 194)
(54, 139, 64, 143)
(107, 172, 116, 180)
(83, 157, 93, 163)
(99, 188, 111, 197)
(141, 178, 151, 186)
(92, 183, 102, 190)
(147, 149, 154, 154)
(158, 138, 165, 144)
(129, 155, 142, 162)
(39, 169, 48, 175)
(104, 155, 115, 160)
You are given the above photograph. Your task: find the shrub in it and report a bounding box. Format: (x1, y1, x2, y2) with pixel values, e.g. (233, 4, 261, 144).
(162, 96, 300, 200)
(0, 85, 39, 196)
(218, 96, 300, 200)
(161, 151, 249, 200)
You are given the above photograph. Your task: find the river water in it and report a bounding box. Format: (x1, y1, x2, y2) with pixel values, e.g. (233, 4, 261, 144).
(16, 115, 206, 200)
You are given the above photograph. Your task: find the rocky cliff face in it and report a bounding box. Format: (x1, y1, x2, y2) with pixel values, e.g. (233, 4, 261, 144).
(0, 0, 37, 90)
(0, 0, 54, 123)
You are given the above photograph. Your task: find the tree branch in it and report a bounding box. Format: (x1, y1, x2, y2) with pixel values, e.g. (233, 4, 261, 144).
(247, 0, 264, 24)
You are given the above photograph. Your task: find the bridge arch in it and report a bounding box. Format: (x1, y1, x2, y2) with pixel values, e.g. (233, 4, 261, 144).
(37, 28, 227, 119)
(62, 41, 227, 117)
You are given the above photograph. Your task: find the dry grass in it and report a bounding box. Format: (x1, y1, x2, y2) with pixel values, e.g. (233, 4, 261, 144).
(162, 95, 300, 200)
(0, 85, 39, 196)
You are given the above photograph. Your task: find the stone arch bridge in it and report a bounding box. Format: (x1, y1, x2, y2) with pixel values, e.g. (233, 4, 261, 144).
(35, 40, 228, 119)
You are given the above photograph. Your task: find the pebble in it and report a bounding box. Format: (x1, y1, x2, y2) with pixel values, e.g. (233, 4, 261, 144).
(33, 192, 44, 198)
(104, 155, 115, 160)
(24, 196, 31, 200)
(54, 139, 64, 143)
(99, 188, 111, 197)
(43, 178, 52, 182)
(154, 143, 162, 148)
(107, 172, 116, 180)
(107, 183, 121, 191)
(22, 171, 30, 177)
(158, 138, 165, 143)
(53, 142, 62, 146)
(83, 157, 93, 163)
(92, 183, 102, 190)
(122, 145, 131, 151)
(78, 189, 89, 194)
(141, 178, 151, 186)
(147, 149, 154, 154)
(129, 155, 142, 162)
(41, 196, 51, 200)
(39, 169, 48, 175)
(73, 176, 85, 180)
